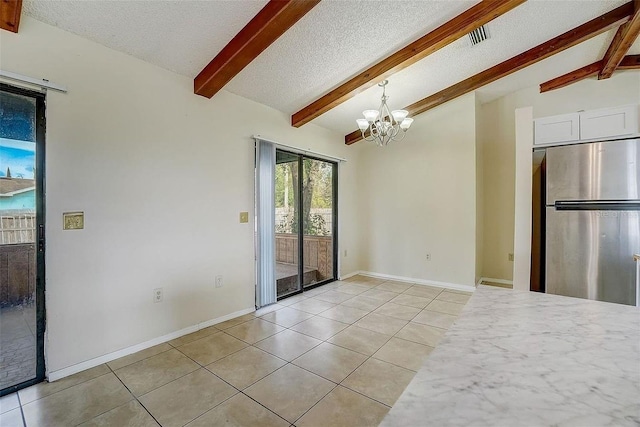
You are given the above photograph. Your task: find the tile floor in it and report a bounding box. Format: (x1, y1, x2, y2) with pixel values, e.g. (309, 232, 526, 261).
(0, 276, 471, 427)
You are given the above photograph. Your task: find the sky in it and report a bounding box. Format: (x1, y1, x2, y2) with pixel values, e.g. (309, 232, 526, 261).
(0, 138, 36, 179)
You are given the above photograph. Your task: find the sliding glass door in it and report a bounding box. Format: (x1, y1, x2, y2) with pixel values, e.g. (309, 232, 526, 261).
(275, 150, 337, 299)
(0, 84, 46, 395)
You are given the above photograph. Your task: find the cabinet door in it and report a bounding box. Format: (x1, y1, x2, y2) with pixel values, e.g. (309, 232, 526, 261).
(580, 105, 639, 140)
(534, 113, 580, 145)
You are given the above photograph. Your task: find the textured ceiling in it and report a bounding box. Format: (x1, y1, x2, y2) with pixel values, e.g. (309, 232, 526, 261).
(23, 0, 640, 135)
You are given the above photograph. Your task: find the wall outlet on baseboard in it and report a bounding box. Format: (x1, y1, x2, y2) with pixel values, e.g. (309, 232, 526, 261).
(153, 288, 163, 303)
(426, 253, 431, 261)
(215, 275, 224, 288)
(508, 253, 514, 262)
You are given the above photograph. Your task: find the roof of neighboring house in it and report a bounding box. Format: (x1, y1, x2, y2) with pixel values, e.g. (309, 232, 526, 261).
(0, 178, 36, 197)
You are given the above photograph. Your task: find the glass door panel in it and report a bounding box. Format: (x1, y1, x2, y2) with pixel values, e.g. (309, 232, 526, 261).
(0, 86, 44, 393)
(302, 158, 335, 288)
(275, 150, 300, 298)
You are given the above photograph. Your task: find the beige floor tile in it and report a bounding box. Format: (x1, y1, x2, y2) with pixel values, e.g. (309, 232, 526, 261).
(403, 285, 442, 299)
(177, 332, 248, 365)
(292, 342, 367, 383)
(244, 364, 335, 423)
(372, 337, 434, 371)
(168, 326, 219, 347)
(354, 313, 408, 336)
(114, 349, 199, 396)
(303, 287, 328, 298)
(340, 295, 384, 312)
(254, 303, 286, 317)
(342, 358, 415, 407)
(333, 284, 369, 295)
(318, 305, 369, 324)
(289, 299, 335, 315)
(296, 386, 389, 427)
(22, 373, 132, 427)
(375, 281, 412, 293)
(346, 276, 385, 287)
(79, 400, 158, 427)
(390, 293, 433, 309)
(139, 369, 236, 427)
(186, 393, 288, 427)
(359, 289, 399, 303)
(437, 290, 472, 304)
(425, 299, 465, 316)
(258, 307, 314, 328)
(19, 364, 111, 404)
(412, 310, 458, 329)
(290, 316, 349, 340)
(108, 343, 173, 371)
(327, 325, 392, 356)
(225, 319, 285, 344)
(255, 330, 322, 361)
(447, 289, 474, 295)
(319, 282, 342, 291)
(0, 393, 20, 414)
(277, 293, 309, 306)
(395, 322, 446, 347)
(215, 313, 256, 330)
(373, 302, 421, 321)
(206, 346, 286, 390)
(312, 290, 354, 304)
(0, 408, 24, 427)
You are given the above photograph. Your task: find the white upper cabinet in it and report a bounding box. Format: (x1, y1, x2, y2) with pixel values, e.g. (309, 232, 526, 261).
(534, 105, 640, 146)
(534, 113, 580, 145)
(579, 105, 639, 140)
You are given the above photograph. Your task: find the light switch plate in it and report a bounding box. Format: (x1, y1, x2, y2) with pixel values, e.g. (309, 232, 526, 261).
(63, 212, 84, 230)
(239, 212, 249, 223)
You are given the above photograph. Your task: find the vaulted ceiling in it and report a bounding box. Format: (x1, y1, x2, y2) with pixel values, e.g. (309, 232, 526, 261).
(22, 0, 640, 138)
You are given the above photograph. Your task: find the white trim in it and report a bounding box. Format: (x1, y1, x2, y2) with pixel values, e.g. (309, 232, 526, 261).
(0, 69, 67, 93)
(252, 135, 347, 163)
(479, 277, 514, 286)
(357, 270, 476, 292)
(46, 307, 254, 382)
(339, 270, 361, 280)
(0, 186, 36, 197)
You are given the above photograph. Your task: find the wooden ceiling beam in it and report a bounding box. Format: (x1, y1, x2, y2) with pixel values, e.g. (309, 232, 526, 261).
(540, 54, 640, 93)
(0, 0, 22, 33)
(599, 0, 640, 79)
(346, 1, 634, 145)
(194, 0, 320, 99)
(539, 60, 603, 93)
(291, 0, 527, 128)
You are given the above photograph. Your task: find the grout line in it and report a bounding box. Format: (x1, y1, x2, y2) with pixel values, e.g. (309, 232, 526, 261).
(15, 391, 27, 427)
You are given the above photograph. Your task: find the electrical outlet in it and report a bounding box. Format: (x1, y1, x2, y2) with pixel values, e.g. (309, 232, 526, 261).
(508, 253, 514, 262)
(153, 288, 163, 303)
(426, 253, 431, 261)
(215, 275, 223, 288)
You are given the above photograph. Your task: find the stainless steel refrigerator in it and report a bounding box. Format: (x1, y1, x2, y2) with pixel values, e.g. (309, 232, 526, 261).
(545, 138, 640, 306)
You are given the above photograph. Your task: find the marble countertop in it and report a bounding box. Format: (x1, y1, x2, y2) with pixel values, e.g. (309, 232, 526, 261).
(382, 286, 640, 427)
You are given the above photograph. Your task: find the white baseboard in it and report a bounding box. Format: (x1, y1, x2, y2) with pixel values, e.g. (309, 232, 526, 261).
(356, 271, 476, 293)
(339, 270, 361, 280)
(47, 307, 255, 382)
(479, 277, 514, 286)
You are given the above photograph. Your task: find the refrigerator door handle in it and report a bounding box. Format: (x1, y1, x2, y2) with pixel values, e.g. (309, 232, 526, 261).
(554, 201, 640, 211)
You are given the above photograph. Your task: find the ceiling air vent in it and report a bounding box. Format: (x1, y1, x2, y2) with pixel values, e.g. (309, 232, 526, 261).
(468, 25, 489, 46)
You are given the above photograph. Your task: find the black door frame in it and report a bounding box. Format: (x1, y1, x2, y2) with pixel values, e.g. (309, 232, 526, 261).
(276, 150, 338, 300)
(0, 83, 46, 396)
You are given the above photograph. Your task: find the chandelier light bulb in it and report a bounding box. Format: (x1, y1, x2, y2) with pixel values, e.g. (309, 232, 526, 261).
(356, 119, 369, 131)
(391, 110, 408, 122)
(363, 110, 379, 122)
(400, 118, 414, 130)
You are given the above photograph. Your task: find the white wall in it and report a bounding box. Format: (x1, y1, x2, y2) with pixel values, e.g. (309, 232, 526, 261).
(0, 17, 364, 375)
(357, 93, 477, 288)
(479, 72, 640, 281)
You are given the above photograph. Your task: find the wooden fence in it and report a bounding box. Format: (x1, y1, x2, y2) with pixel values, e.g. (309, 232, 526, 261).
(1, 213, 36, 245)
(275, 233, 333, 281)
(0, 243, 36, 306)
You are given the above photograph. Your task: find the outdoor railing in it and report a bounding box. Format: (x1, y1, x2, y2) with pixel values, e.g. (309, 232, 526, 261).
(275, 233, 333, 281)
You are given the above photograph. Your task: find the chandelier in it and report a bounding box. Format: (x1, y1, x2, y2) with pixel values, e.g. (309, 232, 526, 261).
(356, 80, 413, 146)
